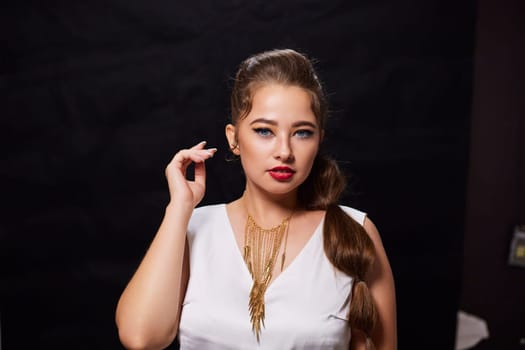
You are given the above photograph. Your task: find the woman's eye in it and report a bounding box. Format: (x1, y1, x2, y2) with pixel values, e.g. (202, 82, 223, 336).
(294, 129, 314, 138)
(253, 128, 273, 137)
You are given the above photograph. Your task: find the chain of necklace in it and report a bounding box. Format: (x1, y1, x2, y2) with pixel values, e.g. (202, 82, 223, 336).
(242, 210, 292, 342)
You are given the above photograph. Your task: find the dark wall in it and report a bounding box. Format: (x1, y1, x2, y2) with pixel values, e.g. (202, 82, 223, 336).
(1, 2, 475, 349)
(460, 1, 525, 349)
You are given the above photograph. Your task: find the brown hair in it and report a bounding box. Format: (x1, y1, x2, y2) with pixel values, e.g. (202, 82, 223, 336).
(230, 49, 377, 348)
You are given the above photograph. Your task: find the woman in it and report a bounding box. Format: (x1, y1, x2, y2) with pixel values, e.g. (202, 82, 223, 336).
(116, 49, 397, 350)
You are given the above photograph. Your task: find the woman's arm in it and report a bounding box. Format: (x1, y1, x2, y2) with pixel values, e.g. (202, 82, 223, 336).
(351, 218, 397, 350)
(115, 141, 216, 350)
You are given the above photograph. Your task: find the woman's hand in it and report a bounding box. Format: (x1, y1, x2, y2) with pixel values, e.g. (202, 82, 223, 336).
(117, 142, 214, 349)
(165, 141, 217, 209)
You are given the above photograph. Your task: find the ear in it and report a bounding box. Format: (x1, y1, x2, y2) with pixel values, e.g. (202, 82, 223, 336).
(319, 129, 325, 143)
(225, 123, 240, 155)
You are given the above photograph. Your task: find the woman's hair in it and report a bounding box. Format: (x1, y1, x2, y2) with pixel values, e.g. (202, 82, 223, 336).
(230, 49, 378, 348)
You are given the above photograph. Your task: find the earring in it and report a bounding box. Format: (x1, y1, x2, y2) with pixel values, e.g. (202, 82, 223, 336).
(230, 143, 240, 155)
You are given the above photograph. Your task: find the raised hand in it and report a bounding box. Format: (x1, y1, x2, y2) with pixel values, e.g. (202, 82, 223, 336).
(165, 141, 217, 209)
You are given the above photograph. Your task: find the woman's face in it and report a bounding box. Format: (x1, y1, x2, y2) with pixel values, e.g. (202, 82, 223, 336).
(226, 83, 321, 196)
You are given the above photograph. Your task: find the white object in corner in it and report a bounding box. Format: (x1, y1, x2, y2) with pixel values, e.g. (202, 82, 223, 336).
(455, 310, 490, 350)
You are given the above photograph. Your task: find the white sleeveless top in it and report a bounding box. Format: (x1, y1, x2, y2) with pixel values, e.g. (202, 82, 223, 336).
(178, 204, 367, 350)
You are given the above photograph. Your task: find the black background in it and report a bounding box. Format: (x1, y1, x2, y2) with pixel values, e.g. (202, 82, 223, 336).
(1, 1, 482, 349)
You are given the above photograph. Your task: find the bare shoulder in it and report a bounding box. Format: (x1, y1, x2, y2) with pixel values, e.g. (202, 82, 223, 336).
(366, 216, 398, 349)
(363, 217, 384, 246)
(361, 216, 392, 276)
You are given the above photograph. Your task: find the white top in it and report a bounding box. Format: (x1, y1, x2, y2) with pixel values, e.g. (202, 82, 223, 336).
(178, 204, 367, 350)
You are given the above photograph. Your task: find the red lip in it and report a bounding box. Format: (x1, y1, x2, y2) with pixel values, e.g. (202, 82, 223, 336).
(268, 166, 296, 181)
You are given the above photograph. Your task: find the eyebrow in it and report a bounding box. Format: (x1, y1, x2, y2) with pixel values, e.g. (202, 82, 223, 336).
(249, 118, 317, 128)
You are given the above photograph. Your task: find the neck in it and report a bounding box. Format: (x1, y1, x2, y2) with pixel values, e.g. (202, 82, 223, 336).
(242, 186, 297, 227)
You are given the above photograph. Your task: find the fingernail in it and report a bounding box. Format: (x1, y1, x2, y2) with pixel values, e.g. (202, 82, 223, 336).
(199, 141, 207, 145)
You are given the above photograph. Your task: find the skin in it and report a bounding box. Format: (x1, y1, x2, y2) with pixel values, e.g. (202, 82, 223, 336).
(115, 141, 216, 350)
(115, 83, 397, 350)
(225, 84, 326, 283)
(351, 217, 397, 350)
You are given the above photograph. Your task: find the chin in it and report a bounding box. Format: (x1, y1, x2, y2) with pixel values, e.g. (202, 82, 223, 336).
(264, 180, 305, 195)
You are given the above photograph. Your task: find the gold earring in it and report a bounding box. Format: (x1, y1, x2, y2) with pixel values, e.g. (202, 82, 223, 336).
(231, 143, 240, 155)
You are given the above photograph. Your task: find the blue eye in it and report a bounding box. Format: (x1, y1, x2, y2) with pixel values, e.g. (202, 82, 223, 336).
(253, 128, 273, 137)
(294, 129, 314, 138)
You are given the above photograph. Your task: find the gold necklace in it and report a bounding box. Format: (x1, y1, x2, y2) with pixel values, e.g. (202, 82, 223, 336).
(243, 211, 292, 342)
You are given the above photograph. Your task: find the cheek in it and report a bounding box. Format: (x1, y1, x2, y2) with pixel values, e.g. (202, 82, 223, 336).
(239, 131, 274, 156)
(297, 141, 319, 163)
(238, 137, 265, 170)
(304, 153, 318, 174)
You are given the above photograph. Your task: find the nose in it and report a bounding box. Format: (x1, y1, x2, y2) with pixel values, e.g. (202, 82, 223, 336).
(274, 134, 294, 162)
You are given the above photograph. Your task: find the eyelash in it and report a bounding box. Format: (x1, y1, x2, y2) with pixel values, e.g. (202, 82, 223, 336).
(252, 128, 314, 138)
(295, 129, 314, 138)
(253, 128, 273, 137)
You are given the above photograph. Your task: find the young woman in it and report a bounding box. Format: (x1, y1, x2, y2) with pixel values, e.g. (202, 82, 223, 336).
(116, 49, 397, 350)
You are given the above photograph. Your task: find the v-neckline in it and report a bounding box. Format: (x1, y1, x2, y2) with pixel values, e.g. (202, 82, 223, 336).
(222, 204, 326, 293)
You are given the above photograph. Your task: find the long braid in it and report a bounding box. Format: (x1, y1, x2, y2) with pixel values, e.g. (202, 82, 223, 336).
(299, 156, 377, 348)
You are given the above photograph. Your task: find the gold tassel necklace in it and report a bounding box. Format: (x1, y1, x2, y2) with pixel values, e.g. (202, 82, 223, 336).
(243, 210, 292, 342)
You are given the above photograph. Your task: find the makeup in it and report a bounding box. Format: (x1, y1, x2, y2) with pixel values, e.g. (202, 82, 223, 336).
(268, 166, 295, 180)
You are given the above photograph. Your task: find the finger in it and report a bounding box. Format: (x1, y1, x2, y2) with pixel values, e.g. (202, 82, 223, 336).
(177, 147, 215, 167)
(172, 150, 206, 167)
(194, 147, 216, 186)
(167, 155, 200, 185)
(167, 147, 216, 183)
(180, 148, 217, 165)
(197, 148, 218, 160)
(173, 147, 215, 161)
(194, 158, 206, 188)
(190, 140, 207, 150)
